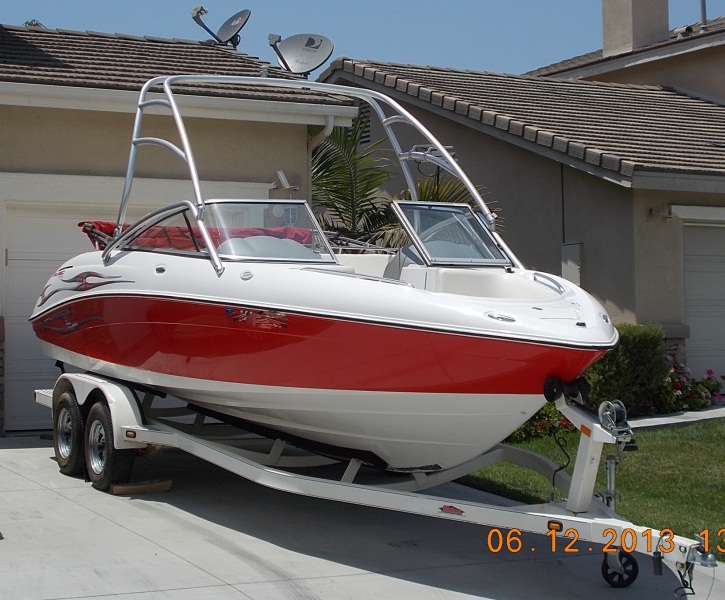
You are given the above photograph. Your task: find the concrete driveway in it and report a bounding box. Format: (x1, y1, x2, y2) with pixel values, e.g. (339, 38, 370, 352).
(1, 436, 722, 600)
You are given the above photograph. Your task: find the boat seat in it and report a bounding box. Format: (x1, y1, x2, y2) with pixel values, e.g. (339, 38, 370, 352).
(218, 235, 319, 259)
(382, 245, 423, 279)
(336, 253, 394, 277)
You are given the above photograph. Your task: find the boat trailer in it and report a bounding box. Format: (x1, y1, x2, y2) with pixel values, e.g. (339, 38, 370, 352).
(36, 372, 717, 594)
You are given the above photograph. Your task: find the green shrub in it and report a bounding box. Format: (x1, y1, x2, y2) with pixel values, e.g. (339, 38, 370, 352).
(506, 402, 575, 443)
(506, 323, 725, 443)
(584, 323, 676, 417)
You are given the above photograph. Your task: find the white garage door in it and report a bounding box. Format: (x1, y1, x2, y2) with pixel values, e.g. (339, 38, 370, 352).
(683, 224, 725, 380)
(2, 176, 273, 432)
(3, 204, 119, 431)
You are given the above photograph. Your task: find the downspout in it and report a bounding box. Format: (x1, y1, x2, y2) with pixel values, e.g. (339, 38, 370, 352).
(307, 115, 336, 202)
(308, 114, 336, 152)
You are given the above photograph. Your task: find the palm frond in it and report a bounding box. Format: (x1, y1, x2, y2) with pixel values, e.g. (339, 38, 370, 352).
(310, 111, 394, 238)
(366, 177, 493, 246)
(311, 114, 499, 245)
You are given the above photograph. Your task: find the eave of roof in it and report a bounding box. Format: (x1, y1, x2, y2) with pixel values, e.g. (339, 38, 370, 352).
(0, 80, 357, 127)
(526, 16, 725, 78)
(0, 25, 353, 110)
(320, 57, 725, 190)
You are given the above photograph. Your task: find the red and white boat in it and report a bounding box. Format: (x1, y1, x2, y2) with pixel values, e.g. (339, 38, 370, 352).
(30, 76, 617, 473)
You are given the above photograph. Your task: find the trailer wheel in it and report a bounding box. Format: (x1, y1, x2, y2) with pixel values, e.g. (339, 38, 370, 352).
(84, 402, 134, 491)
(601, 551, 639, 588)
(53, 391, 85, 477)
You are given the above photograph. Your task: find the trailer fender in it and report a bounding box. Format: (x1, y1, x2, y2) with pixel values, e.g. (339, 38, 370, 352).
(52, 373, 146, 450)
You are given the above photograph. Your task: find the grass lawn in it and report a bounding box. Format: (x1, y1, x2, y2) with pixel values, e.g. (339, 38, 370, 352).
(459, 418, 725, 561)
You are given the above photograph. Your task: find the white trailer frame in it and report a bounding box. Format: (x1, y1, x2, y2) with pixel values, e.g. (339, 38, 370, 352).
(36, 372, 717, 593)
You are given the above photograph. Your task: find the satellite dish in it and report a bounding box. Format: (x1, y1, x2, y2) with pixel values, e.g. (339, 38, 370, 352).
(217, 9, 251, 45)
(268, 33, 334, 77)
(191, 6, 250, 49)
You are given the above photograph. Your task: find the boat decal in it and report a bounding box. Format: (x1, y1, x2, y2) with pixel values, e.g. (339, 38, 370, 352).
(38, 308, 103, 334)
(31, 292, 616, 351)
(226, 307, 289, 330)
(38, 271, 134, 306)
(439, 504, 465, 517)
(51, 265, 73, 278)
(31, 291, 617, 351)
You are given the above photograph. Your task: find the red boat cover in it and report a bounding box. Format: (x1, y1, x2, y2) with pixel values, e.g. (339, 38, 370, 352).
(79, 221, 312, 251)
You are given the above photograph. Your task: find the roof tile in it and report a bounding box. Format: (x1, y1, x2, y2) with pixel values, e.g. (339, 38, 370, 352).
(508, 120, 525, 136)
(454, 100, 470, 116)
(601, 154, 621, 171)
(480, 110, 496, 126)
(0, 25, 350, 106)
(322, 57, 725, 178)
(585, 148, 605, 166)
(568, 142, 586, 160)
(494, 115, 511, 130)
(522, 125, 537, 142)
(620, 160, 637, 177)
(552, 137, 569, 153)
(536, 131, 554, 146)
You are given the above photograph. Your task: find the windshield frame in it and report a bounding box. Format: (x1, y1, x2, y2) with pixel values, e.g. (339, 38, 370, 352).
(102, 199, 339, 266)
(392, 201, 513, 267)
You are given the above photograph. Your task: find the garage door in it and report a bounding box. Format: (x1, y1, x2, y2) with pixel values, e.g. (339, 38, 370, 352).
(683, 224, 725, 380)
(3, 204, 118, 431)
(3, 177, 273, 432)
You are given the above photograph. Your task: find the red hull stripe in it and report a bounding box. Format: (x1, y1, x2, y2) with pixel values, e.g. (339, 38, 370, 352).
(33, 295, 605, 394)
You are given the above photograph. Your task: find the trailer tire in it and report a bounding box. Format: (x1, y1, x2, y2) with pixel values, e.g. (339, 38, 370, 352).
(601, 551, 639, 588)
(53, 391, 85, 477)
(84, 401, 135, 491)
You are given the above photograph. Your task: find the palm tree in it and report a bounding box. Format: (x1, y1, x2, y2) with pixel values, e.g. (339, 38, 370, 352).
(310, 112, 497, 246)
(367, 176, 494, 247)
(310, 111, 393, 239)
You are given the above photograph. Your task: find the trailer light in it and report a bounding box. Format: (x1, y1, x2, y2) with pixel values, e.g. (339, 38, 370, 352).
(125, 430, 137, 439)
(547, 520, 563, 532)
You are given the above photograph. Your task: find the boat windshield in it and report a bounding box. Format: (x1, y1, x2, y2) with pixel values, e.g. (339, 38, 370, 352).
(393, 202, 510, 266)
(119, 200, 336, 263)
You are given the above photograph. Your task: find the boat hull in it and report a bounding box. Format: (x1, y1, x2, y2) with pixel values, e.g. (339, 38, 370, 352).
(34, 292, 605, 471)
(41, 341, 551, 471)
(34, 294, 604, 394)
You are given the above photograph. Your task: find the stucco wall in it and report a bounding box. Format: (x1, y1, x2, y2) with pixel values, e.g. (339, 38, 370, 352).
(585, 45, 725, 101)
(561, 170, 636, 323)
(0, 106, 311, 197)
(367, 99, 639, 319)
(632, 188, 725, 326)
(367, 103, 564, 273)
(632, 190, 685, 325)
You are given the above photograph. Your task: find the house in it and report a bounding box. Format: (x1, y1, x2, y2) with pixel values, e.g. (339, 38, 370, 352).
(319, 0, 725, 385)
(527, 1, 725, 104)
(0, 25, 355, 433)
(3, 1, 724, 433)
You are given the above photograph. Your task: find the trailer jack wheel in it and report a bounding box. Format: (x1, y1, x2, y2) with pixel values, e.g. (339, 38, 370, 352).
(601, 551, 639, 588)
(84, 402, 135, 491)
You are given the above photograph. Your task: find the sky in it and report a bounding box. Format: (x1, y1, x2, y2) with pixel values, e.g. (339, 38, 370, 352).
(3, 1, 725, 75)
